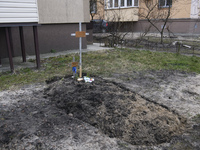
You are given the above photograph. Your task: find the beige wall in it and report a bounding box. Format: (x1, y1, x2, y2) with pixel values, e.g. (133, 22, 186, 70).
(171, 0, 191, 19)
(93, 0, 105, 20)
(97, 0, 191, 22)
(105, 8, 139, 22)
(38, 0, 90, 24)
(139, 0, 191, 20)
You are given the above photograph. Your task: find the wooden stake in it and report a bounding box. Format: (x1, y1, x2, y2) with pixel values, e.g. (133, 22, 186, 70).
(79, 65, 82, 78)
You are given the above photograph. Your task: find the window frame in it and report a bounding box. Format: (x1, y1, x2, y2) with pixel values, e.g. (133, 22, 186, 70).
(105, 0, 139, 9)
(90, 1, 97, 14)
(159, 0, 172, 8)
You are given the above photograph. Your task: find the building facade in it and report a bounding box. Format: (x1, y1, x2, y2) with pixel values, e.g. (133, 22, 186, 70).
(0, 0, 90, 60)
(95, 0, 200, 34)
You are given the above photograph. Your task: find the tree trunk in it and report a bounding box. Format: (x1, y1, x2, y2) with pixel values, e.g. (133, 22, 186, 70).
(161, 32, 163, 44)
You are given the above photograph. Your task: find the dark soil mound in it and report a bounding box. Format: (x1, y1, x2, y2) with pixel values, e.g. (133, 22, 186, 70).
(44, 77, 186, 145)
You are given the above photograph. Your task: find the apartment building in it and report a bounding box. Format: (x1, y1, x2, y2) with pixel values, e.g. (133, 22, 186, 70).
(95, 0, 200, 34)
(0, 0, 90, 71)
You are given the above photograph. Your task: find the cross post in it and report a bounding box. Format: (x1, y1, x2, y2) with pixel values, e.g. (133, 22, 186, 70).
(71, 22, 89, 79)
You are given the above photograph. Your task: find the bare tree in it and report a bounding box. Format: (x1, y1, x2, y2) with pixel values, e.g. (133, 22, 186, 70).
(104, 7, 133, 47)
(103, 1, 139, 47)
(139, 0, 176, 44)
(139, 0, 191, 44)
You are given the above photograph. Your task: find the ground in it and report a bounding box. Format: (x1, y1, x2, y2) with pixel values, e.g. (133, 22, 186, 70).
(0, 70, 200, 150)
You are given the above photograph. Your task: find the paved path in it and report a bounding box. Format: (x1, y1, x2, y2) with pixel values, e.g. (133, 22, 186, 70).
(0, 43, 112, 73)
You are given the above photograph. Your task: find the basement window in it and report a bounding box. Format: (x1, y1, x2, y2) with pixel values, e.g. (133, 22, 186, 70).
(106, 0, 139, 9)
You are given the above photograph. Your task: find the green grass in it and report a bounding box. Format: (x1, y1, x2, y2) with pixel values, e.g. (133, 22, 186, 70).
(0, 48, 200, 91)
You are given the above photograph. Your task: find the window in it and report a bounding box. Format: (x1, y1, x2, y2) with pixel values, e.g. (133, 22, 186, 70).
(109, 0, 113, 8)
(90, 1, 97, 14)
(134, 0, 138, 6)
(105, 0, 139, 9)
(127, 0, 132, 6)
(114, 0, 119, 7)
(166, 0, 172, 6)
(159, 0, 172, 7)
(121, 0, 124, 7)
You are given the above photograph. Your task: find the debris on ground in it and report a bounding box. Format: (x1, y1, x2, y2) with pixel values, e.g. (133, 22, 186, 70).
(83, 76, 94, 83)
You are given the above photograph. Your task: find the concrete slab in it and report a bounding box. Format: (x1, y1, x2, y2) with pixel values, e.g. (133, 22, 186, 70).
(0, 43, 112, 73)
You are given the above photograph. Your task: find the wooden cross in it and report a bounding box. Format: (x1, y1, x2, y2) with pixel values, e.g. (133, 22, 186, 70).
(71, 22, 89, 78)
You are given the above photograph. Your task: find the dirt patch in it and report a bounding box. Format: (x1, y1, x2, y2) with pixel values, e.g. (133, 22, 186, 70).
(112, 70, 200, 118)
(0, 84, 136, 150)
(1, 72, 200, 149)
(45, 76, 186, 146)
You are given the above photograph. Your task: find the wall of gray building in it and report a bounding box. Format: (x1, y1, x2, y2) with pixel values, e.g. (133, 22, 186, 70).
(0, 24, 87, 59)
(37, 0, 90, 24)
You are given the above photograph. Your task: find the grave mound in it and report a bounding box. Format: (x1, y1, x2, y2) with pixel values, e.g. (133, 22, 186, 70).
(44, 76, 186, 145)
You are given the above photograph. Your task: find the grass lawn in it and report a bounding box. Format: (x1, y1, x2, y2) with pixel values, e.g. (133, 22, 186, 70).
(0, 48, 200, 91)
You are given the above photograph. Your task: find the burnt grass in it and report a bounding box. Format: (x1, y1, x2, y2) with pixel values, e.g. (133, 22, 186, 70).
(44, 76, 186, 146)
